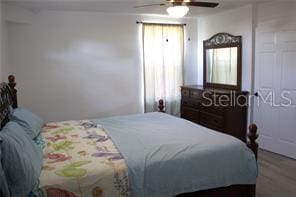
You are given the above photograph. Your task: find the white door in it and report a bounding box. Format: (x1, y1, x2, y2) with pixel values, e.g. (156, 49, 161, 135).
(254, 19, 296, 159)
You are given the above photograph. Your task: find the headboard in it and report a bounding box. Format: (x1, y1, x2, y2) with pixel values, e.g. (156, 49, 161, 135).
(0, 75, 18, 128)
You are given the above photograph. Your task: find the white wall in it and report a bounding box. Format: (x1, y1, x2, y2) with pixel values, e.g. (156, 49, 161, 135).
(3, 4, 34, 24)
(197, 5, 254, 92)
(0, 2, 2, 81)
(1, 8, 7, 83)
(1, 5, 35, 83)
(6, 8, 198, 122)
(257, 1, 296, 24)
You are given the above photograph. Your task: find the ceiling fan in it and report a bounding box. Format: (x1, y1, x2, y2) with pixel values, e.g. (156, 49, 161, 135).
(134, 0, 219, 18)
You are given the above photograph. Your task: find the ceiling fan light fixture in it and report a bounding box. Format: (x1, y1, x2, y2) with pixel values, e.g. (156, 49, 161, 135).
(166, 5, 189, 18)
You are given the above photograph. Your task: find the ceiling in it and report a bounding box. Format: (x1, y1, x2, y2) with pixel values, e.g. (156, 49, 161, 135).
(3, 0, 273, 17)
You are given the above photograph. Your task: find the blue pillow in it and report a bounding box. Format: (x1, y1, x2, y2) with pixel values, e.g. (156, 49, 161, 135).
(0, 151, 10, 197)
(9, 108, 44, 139)
(33, 134, 45, 150)
(0, 122, 43, 196)
(33, 134, 45, 158)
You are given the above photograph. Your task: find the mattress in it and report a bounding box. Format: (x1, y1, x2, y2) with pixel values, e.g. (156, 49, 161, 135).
(95, 112, 258, 197)
(36, 112, 257, 197)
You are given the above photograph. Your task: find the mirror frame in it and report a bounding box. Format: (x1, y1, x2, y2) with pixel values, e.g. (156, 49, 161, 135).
(203, 33, 242, 91)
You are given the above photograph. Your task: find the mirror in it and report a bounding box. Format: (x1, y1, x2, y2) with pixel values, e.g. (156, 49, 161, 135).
(204, 33, 242, 90)
(206, 47, 238, 85)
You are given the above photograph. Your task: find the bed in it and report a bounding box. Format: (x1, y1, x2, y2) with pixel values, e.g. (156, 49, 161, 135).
(0, 75, 258, 197)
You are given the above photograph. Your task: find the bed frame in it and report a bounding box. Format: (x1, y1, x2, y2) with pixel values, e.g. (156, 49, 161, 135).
(0, 75, 18, 128)
(0, 76, 258, 197)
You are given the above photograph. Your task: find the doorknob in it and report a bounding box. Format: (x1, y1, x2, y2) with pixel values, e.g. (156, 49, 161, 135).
(254, 92, 259, 97)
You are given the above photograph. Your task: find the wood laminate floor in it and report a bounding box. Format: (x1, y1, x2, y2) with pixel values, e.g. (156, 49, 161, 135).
(257, 149, 296, 197)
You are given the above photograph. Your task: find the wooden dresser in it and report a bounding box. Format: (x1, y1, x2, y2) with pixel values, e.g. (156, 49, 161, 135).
(181, 85, 249, 142)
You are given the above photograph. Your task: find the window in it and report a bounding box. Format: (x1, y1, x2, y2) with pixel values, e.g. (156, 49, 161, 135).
(142, 23, 184, 115)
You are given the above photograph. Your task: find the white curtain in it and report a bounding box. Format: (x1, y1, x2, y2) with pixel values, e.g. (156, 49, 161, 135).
(142, 24, 184, 116)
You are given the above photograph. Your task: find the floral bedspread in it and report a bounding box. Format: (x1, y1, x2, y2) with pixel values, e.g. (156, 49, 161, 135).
(33, 120, 130, 197)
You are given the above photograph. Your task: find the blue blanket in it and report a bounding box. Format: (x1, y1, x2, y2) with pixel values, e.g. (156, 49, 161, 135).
(95, 112, 258, 197)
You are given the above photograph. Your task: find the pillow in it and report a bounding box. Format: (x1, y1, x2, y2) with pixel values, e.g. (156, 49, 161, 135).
(0, 122, 43, 196)
(0, 151, 10, 197)
(33, 134, 45, 157)
(9, 108, 44, 139)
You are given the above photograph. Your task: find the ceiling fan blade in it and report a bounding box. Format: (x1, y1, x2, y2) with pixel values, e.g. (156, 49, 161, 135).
(134, 3, 166, 8)
(185, 2, 219, 8)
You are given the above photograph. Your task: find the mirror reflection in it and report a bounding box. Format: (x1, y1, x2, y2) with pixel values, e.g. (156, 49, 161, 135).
(206, 47, 238, 85)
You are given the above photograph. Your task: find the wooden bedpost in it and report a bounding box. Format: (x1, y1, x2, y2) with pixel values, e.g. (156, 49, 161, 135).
(158, 99, 165, 113)
(247, 124, 259, 160)
(247, 124, 258, 197)
(8, 75, 18, 109)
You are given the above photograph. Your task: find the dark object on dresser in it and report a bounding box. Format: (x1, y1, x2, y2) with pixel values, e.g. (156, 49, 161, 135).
(181, 85, 249, 142)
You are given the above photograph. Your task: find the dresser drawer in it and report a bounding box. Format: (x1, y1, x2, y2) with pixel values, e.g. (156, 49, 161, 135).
(200, 105, 224, 116)
(181, 107, 200, 123)
(190, 89, 202, 99)
(181, 99, 200, 108)
(181, 89, 190, 97)
(200, 112, 224, 131)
